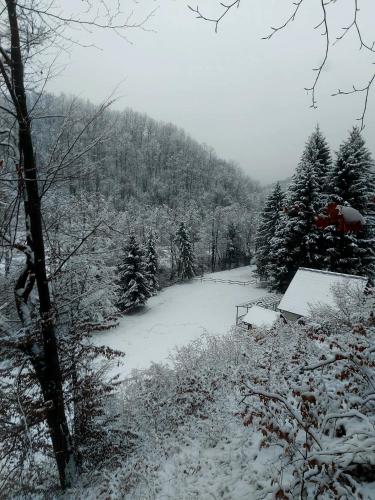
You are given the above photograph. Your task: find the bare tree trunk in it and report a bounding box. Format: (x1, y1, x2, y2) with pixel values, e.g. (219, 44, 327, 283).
(210, 215, 218, 272)
(5, 0, 76, 489)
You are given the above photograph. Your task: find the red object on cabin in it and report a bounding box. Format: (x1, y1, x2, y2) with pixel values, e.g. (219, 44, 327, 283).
(314, 202, 365, 233)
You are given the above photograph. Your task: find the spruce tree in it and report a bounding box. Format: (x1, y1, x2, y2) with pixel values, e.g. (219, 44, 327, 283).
(255, 182, 284, 280)
(117, 235, 151, 312)
(301, 125, 331, 205)
(267, 128, 332, 291)
(268, 164, 320, 291)
(145, 232, 159, 294)
(328, 127, 374, 210)
(324, 127, 375, 277)
(175, 222, 195, 280)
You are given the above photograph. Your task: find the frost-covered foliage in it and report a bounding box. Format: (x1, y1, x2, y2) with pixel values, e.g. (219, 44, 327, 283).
(175, 222, 195, 280)
(0, 189, 127, 497)
(31, 94, 261, 212)
(46, 192, 120, 329)
(240, 286, 375, 498)
(1, 89, 261, 494)
(117, 235, 151, 311)
(60, 288, 374, 499)
(26, 92, 261, 275)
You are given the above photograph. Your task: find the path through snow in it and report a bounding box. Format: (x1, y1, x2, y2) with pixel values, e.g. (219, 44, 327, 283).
(93, 266, 268, 376)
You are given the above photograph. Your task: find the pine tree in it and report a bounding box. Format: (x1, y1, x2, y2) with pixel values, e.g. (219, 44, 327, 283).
(328, 127, 374, 210)
(145, 232, 159, 294)
(269, 164, 328, 292)
(175, 222, 195, 280)
(255, 182, 284, 280)
(117, 235, 151, 312)
(323, 127, 375, 277)
(301, 125, 332, 205)
(268, 165, 319, 291)
(267, 128, 332, 291)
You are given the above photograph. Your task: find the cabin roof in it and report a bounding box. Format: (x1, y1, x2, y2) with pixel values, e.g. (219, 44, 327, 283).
(278, 268, 368, 318)
(242, 305, 280, 328)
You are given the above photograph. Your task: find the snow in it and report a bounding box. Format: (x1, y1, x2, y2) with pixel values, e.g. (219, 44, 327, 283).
(278, 267, 368, 318)
(93, 266, 268, 376)
(242, 305, 280, 329)
(339, 205, 366, 224)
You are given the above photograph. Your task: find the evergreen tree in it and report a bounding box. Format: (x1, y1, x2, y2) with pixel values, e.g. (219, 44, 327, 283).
(255, 182, 284, 280)
(145, 232, 159, 294)
(175, 222, 195, 280)
(328, 127, 374, 210)
(270, 167, 332, 293)
(301, 125, 331, 205)
(268, 164, 319, 291)
(117, 235, 151, 311)
(267, 128, 332, 291)
(324, 127, 375, 276)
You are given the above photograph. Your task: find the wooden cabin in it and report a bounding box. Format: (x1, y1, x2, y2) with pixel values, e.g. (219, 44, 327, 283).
(277, 268, 368, 322)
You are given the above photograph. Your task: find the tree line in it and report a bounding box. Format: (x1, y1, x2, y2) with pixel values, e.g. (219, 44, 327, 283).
(117, 222, 195, 312)
(256, 126, 375, 291)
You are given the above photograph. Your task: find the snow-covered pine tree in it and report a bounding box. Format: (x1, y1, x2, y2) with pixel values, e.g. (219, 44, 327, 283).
(301, 125, 332, 206)
(255, 182, 284, 280)
(267, 128, 332, 291)
(117, 235, 151, 312)
(268, 165, 321, 292)
(323, 127, 375, 277)
(145, 232, 159, 294)
(175, 222, 195, 280)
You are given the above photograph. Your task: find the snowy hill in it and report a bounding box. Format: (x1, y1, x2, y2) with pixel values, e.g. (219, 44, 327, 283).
(32, 93, 262, 212)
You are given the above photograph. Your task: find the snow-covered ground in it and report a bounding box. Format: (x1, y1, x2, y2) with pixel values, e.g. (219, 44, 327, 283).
(93, 266, 268, 376)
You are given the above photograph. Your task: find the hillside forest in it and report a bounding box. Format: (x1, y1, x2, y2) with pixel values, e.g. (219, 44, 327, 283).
(0, 1, 375, 498)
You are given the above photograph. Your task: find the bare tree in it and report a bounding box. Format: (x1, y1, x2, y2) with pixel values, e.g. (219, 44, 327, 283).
(0, 0, 152, 490)
(189, 0, 375, 129)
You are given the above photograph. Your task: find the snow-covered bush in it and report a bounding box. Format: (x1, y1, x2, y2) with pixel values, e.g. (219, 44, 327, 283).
(0, 192, 127, 497)
(16, 287, 374, 499)
(239, 286, 375, 498)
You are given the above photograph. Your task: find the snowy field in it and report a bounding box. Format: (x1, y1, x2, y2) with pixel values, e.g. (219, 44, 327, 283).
(94, 266, 268, 376)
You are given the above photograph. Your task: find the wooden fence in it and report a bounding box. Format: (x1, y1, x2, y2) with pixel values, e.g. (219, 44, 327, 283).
(193, 276, 259, 286)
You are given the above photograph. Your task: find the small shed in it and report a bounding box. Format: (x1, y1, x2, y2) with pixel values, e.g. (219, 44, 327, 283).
(278, 268, 368, 322)
(242, 305, 281, 330)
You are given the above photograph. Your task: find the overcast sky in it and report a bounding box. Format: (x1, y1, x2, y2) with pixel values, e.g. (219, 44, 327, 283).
(47, 0, 375, 185)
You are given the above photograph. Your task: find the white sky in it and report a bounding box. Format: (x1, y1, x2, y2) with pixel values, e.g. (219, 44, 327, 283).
(47, 0, 375, 184)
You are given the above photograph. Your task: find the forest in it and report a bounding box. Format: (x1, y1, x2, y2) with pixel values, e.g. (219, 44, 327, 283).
(0, 1, 375, 499)
(256, 126, 375, 291)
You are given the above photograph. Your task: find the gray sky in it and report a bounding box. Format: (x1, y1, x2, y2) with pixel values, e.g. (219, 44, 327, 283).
(48, 0, 375, 184)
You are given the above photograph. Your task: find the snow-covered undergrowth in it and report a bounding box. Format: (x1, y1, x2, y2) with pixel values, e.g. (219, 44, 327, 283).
(63, 287, 375, 499)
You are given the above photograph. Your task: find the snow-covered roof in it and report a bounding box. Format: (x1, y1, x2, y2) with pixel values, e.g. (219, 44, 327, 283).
(242, 305, 280, 329)
(278, 268, 368, 317)
(339, 205, 366, 225)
